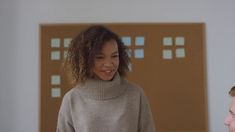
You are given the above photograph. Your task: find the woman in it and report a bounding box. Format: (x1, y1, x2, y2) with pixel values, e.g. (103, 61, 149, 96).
(225, 86, 235, 132)
(57, 25, 156, 132)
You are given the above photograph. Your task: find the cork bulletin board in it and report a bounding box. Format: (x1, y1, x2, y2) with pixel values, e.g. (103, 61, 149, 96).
(40, 23, 208, 132)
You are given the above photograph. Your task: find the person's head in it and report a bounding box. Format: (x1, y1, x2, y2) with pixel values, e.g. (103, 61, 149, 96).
(65, 25, 130, 84)
(224, 86, 235, 128)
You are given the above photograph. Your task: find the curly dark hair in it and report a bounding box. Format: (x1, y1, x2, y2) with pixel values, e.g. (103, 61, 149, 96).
(65, 25, 130, 84)
(229, 86, 235, 97)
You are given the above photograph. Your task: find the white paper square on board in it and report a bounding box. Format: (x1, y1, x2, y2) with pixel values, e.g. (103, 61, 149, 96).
(135, 36, 145, 46)
(175, 37, 185, 46)
(51, 75, 61, 85)
(51, 88, 61, 98)
(176, 48, 185, 58)
(64, 38, 72, 48)
(51, 38, 60, 48)
(51, 51, 60, 60)
(163, 49, 172, 59)
(122, 36, 131, 46)
(134, 49, 144, 59)
(163, 37, 173, 46)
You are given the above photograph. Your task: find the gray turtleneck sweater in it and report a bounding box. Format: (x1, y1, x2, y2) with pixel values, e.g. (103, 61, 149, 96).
(57, 74, 156, 132)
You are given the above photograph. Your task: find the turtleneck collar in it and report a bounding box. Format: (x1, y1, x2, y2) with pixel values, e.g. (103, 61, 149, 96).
(78, 73, 127, 100)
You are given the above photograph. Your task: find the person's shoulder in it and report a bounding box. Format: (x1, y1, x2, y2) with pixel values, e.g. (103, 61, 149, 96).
(121, 78, 144, 94)
(62, 85, 80, 101)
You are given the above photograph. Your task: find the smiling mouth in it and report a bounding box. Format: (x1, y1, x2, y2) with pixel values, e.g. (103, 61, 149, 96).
(105, 70, 113, 73)
(103, 69, 115, 73)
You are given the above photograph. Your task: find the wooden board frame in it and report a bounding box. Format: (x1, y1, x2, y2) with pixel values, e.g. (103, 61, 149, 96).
(40, 23, 208, 132)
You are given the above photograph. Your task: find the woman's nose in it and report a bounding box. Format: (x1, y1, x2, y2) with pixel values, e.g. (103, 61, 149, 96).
(225, 114, 233, 126)
(103, 62, 112, 67)
(103, 59, 113, 67)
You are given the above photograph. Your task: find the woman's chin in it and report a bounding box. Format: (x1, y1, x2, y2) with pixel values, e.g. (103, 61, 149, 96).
(100, 76, 114, 81)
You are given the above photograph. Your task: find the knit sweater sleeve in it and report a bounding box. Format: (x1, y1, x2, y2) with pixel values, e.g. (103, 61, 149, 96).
(56, 91, 75, 132)
(138, 89, 156, 132)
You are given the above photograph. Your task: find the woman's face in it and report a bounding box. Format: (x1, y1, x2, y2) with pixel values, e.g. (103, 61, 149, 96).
(224, 97, 235, 132)
(92, 39, 119, 81)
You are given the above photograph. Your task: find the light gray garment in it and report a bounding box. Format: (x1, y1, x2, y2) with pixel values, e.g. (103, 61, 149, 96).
(57, 74, 156, 132)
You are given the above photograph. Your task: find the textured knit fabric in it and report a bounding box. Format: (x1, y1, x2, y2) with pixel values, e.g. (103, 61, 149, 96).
(57, 73, 156, 132)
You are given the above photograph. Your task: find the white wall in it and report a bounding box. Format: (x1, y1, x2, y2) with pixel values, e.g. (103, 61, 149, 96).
(0, 0, 235, 131)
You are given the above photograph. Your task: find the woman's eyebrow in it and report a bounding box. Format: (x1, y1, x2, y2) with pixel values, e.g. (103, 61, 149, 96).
(95, 51, 118, 56)
(95, 52, 104, 55)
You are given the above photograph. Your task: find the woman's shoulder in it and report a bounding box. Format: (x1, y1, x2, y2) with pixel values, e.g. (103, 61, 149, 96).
(62, 85, 81, 101)
(121, 78, 145, 95)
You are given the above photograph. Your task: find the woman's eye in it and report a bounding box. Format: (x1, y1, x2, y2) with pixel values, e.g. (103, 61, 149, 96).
(95, 56, 104, 59)
(112, 54, 119, 58)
